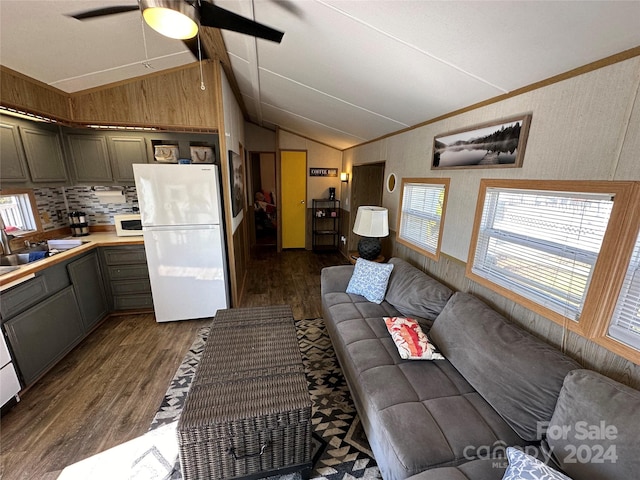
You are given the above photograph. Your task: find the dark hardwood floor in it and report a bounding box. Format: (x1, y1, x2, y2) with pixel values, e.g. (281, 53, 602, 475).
(0, 249, 348, 480)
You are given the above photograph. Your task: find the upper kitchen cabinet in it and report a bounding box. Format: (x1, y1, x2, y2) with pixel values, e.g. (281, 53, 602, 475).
(0, 115, 68, 185)
(20, 125, 68, 183)
(106, 136, 148, 183)
(0, 121, 29, 182)
(66, 132, 113, 184)
(65, 130, 150, 185)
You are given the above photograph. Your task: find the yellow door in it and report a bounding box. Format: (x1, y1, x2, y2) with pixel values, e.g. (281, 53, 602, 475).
(281, 151, 307, 248)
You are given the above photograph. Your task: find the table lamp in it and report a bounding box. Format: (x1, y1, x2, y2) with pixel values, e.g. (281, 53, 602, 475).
(353, 206, 389, 260)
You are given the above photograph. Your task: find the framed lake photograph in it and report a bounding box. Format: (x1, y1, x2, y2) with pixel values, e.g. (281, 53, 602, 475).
(432, 114, 532, 170)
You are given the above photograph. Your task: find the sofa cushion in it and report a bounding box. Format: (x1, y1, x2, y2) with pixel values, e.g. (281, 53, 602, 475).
(346, 258, 394, 304)
(544, 369, 640, 479)
(429, 292, 581, 441)
(502, 447, 571, 480)
(404, 458, 506, 480)
(384, 317, 444, 360)
(385, 258, 453, 326)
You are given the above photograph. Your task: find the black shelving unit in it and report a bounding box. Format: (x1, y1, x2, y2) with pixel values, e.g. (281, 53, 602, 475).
(312, 199, 340, 251)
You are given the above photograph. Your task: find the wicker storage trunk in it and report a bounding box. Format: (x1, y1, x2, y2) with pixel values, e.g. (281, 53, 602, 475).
(177, 306, 313, 480)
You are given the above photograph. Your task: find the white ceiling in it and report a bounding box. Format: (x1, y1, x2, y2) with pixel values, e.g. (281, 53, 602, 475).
(1, 1, 639, 149)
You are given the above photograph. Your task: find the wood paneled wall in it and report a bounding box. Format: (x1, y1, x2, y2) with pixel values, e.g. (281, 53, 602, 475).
(0, 66, 71, 120)
(70, 62, 219, 129)
(390, 233, 640, 390)
(2, 62, 219, 130)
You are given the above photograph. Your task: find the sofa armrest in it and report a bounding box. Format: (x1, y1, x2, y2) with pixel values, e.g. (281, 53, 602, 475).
(321, 265, 354, 295)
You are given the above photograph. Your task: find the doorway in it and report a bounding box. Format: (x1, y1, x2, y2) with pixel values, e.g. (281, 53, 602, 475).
(349, 163, 386, 251)
(281, 151, 307, 249)
(249, 152, 277, 247)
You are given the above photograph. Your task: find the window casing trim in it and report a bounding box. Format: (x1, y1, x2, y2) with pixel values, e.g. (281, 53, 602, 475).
(395, 177, 450, 261)
(467, 179, 640, 365)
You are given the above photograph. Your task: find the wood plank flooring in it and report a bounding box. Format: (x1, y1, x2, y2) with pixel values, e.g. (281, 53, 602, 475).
(0, 249, 347, 480)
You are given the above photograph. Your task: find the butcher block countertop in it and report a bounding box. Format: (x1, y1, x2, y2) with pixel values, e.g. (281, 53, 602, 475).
(0, 232, 144, 289)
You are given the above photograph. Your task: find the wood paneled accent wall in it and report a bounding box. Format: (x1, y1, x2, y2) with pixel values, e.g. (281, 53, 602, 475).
(2, 62, 219, 130)
(70, 62, 219, 129)
(0, 66, 71, 120)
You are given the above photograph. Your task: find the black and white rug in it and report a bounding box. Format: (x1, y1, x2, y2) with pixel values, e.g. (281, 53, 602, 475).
(150, 318, 380, 480)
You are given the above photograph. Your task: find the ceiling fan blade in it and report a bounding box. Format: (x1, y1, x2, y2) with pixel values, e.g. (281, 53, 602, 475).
(199, 2, 284, 43)
(183, 37, 209, 61)
(70, 5, 140, 20)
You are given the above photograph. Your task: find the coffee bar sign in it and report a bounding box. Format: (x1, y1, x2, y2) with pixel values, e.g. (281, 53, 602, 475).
(310, 168, 338, 177)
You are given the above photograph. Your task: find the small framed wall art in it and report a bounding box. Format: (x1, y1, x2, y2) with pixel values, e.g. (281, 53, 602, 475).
(432, 114, 532, 170)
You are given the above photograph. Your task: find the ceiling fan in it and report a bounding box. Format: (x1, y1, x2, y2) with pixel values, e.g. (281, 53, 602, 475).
(70, 0, 284, 59)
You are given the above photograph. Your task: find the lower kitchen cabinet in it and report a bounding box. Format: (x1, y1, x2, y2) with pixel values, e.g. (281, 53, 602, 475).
(4, 286, 84, 386)
(100, 245, 153, 311)
(68, 251, 109, 332)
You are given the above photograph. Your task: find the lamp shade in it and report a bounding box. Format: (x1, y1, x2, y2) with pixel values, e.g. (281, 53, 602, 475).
(353, 206, 389, 238)
(142, 0, 199, 39)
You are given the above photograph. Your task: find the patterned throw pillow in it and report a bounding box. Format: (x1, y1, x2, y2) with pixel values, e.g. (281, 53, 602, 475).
(384, 317, 444, 360)
(346, 258, 394, 304)
(502, 447, 572, 480)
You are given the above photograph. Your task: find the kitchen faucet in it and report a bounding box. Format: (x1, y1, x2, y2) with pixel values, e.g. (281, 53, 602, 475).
(0, 216, 13, 255)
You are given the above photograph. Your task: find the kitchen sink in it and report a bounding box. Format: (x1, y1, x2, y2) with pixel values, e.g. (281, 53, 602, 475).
(0, 250, 49, 267)
(0, 265, 21, 275)
(0, 253, 32, 266)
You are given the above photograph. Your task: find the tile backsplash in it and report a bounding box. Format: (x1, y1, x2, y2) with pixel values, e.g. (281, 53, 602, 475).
(34, 186, 139, 231)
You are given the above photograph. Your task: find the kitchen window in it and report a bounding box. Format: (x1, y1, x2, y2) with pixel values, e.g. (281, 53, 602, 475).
(0, 190, 40, 236)
(396, 178, 449, 260)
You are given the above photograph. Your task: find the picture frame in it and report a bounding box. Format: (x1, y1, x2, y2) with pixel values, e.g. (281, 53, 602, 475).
(431, 114, 532, 170)
(229, 150, 245, 218)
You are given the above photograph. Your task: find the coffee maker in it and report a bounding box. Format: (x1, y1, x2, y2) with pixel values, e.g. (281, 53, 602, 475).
(329, 187, 336, 200)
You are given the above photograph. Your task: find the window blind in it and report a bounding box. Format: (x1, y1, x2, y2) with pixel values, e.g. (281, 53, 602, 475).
(399, 182, 445, 255)
(472, 187, 614, 320)
(609, 231, 640, 349)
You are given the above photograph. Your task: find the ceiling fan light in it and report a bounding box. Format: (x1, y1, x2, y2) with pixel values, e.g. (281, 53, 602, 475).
(142, 0, 198, 40)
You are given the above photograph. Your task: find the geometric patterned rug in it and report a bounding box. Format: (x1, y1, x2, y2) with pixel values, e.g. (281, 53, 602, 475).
(149, 318, 381, 480)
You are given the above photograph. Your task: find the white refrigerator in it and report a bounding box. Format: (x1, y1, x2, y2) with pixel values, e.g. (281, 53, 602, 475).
(133, 164, 229, 322)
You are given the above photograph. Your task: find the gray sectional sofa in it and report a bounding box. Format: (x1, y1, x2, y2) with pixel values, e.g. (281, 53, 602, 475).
(321, 257, 640, 480)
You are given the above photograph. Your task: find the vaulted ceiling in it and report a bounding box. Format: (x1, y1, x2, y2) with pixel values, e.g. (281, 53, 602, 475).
(1, 1, 639, 149)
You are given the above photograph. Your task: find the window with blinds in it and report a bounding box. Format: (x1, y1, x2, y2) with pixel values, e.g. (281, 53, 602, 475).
(471, 187, 614, 321)
(609, 230, 640, 349)
(397, 179, 448, 259)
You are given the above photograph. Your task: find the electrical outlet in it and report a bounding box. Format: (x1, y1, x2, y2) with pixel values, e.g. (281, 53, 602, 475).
(341, 236, 346, 244)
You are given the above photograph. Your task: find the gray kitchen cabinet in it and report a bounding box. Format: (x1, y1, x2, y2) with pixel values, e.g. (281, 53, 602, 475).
(4, 286, 84, 386)
(0, 121, 29, 182)
(19, 125, 68, 183)
(66, 133, 113, 183)
(68, 252, 109, 332)
(107, 136, 148, 183)
(100, 245, 153, 311)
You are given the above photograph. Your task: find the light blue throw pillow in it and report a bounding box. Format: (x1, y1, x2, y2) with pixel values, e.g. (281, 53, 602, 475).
(346, 258, 394, 304)
(502, 447, 572, 480)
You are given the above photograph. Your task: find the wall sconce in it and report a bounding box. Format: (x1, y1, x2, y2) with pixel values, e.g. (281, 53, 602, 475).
(340, 172, 349, 183)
